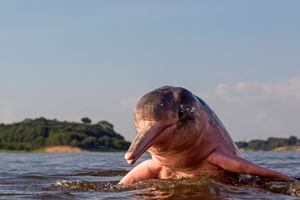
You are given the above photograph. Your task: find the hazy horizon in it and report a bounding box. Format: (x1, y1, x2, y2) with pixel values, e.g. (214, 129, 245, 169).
(1, 1, 300, 141)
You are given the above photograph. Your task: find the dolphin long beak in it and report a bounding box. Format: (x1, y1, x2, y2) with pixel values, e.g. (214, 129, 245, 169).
(124, 123, 163, 165)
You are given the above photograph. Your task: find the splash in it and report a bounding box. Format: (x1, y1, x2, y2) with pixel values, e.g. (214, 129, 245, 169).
(54, 180, 121, 192)
(52, 176, 300, 198)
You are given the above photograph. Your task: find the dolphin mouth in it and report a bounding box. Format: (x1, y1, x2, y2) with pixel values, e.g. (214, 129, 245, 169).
(124, 123, 175, 165)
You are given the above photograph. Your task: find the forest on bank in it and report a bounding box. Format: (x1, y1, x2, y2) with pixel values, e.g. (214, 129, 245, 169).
(0, 117, 130, 151)
(236, 136, 300, 151)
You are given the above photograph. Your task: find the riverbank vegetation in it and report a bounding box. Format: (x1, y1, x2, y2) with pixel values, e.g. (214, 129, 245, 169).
(0, 117, 131, 152)
(236, 136, 300, 151)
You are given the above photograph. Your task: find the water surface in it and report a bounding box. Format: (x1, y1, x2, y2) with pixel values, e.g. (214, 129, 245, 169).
(0, 151, 299, 199)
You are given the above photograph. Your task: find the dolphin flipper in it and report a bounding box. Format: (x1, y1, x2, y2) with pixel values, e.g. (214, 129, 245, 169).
(208, 149, 295, 181)
(119, 159, 162, 185)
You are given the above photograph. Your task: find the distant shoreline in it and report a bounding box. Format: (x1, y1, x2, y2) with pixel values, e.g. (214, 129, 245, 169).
(0, 118, 299, 153)
(1, 145, 300, 153)
(0, 145, 127, 153)
(240, 146, 300, 152)
(236, 136, 300, 151)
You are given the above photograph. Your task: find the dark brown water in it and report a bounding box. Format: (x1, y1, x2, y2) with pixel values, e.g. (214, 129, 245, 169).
(0, 151, 299, 199)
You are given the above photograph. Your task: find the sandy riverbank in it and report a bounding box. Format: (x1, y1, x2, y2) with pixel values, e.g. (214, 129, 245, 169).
(43, 146, 83, 153)
(273, 146, 300, 152)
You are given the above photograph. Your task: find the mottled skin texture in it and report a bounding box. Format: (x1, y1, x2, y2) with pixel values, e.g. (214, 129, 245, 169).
(119, 86, 294, 185)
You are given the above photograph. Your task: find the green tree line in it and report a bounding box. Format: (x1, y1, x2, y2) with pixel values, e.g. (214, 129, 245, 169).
(0, 117, 131, 151)
(236, 136, 300, 151)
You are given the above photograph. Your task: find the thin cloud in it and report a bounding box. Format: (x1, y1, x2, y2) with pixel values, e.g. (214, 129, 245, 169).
(0, 108, 14, 124)
(201, 77, 300, 140)
(121, 97, 140, 109)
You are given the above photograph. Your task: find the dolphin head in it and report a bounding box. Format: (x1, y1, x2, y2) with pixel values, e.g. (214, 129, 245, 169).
(125, 86, 200, 165)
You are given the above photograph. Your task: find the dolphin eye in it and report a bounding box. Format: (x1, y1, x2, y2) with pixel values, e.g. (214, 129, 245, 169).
(178, 105, 195, 122)
(178, 110, 184, 119)
(178, 109, 190, 120)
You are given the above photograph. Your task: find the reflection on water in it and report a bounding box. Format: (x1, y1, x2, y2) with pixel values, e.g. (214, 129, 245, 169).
(0, 151, 299, 199)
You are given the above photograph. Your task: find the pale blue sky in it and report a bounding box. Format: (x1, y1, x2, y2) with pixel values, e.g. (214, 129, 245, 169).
(1, 1, 300, 141)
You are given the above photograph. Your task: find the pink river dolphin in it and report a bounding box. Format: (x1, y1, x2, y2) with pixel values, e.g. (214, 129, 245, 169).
(119, 86, 295, 185)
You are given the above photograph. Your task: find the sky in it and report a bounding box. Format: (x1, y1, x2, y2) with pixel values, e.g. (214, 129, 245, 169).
(0, 1, 300, 142)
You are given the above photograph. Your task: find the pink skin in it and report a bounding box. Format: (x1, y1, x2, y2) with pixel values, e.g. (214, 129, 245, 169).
(119, 87, 295, 185)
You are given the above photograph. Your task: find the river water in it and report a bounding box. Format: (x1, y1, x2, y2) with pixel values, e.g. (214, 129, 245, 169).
(0, 151, 299, 199)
